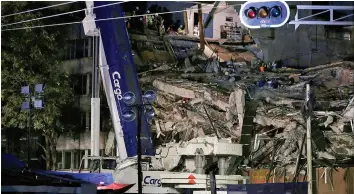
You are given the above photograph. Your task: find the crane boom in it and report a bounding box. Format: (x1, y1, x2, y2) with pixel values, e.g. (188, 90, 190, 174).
(83, 1, 155, 160)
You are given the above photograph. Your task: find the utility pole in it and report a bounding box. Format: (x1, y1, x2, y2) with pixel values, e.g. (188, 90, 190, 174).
(137, 106, 143, 194)
(121, 91, 157, 194)
(198, 4, 205, 51)
(27, 92, 32, 166)
(305, 84, 313, 194)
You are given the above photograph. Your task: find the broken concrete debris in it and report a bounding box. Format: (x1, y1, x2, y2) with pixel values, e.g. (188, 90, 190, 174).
(137, 40, 354, 169)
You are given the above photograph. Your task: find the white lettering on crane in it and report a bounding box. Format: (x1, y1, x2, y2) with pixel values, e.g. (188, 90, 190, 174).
(112, 71, 123, 100)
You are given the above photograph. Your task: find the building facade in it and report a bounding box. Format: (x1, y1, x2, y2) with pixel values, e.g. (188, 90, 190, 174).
(185, 2, 245, 40)
(56, 23, 117, 170)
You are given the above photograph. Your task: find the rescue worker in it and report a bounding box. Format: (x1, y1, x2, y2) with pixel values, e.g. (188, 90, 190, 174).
(147, 11, 153, 29)
(160, 18, 165, 35)
(143, 10, 150, 33)
(155, 14, 165, 36)
(177, 25, 184, 35)
(124, 12, 131, 29)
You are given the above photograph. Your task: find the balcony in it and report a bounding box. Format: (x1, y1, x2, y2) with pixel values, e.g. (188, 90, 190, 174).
(79, 95, 91, 112)
(62, 57, 93, 75)
(56, 131, 108, 151)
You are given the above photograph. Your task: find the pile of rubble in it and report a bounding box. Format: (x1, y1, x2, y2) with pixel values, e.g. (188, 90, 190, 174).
(138, 43, 354, 169)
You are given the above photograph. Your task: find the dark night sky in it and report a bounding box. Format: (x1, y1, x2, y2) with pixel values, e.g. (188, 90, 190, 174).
(147, 1, 195, 25)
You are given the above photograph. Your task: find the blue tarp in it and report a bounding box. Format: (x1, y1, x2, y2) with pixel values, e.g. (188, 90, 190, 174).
(37, 171, 114, 186)
(1, 154, 25, 171)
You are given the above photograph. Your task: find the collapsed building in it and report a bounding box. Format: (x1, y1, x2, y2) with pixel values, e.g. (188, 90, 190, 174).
(45, 1, 354, 180)
(131, 30, 354, 175)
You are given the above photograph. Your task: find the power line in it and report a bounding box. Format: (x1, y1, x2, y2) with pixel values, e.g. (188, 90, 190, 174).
(215, 3, 244, 14)
(1, 1, 128, 28)
(1, 7, 199, 32)
(2, 3, 243, 32)
(1, 1, 78, 18)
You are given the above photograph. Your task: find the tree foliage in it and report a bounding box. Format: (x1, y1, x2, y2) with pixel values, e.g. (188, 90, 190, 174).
(1, 1, 82, 169)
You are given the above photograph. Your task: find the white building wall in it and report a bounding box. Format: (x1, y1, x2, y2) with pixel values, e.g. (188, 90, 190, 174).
(186, 2, 244, 39)
(212, 5, 240, 39)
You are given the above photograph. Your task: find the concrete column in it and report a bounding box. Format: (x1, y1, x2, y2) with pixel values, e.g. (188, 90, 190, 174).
(70, 150, 75, 170)
(195, 148, 204, 174)
(242, 179, 248, 184)
(218, 157, 226, 175)
(61, 151, 66, 169)
(84, 149, 89, 169)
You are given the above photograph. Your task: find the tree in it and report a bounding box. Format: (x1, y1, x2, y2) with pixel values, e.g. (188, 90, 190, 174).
(1, 1, 82, 170)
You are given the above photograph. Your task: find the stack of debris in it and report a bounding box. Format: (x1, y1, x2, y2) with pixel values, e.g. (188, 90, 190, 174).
(138, 42, 354, 169)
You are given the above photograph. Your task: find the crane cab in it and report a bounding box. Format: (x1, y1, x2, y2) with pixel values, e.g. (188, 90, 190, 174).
(78, 156, 118, 173)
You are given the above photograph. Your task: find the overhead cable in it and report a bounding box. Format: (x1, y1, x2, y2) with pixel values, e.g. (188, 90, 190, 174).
(1, 1, 78, 18)
(2, 3, 243, 32)
(2, 8, 200, 31)
(1, 1, 128, 27)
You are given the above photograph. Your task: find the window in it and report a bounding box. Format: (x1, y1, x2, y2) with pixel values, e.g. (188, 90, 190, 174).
(89, 159, 100, 173)
(74, 151, 81, 169)
(64, 38, 91, 60)
(56, 152, 62, 168)
(325, 27, 352, 40)
(226, 17, 233, 22)
(86, 73, 91, 95)
(72, 74, 88, 95)
(76, 39, 85, 59)
(84, 38, 91, 57)
(194, 13, 199, 26)
(102, 159, 117, 170)
(80, 112, 87, 129)
(64, 151, 71, 169)
(343, 32, 351, 40)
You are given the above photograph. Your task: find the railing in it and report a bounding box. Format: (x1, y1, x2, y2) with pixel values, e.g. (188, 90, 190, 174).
(289, 5, 354, 30)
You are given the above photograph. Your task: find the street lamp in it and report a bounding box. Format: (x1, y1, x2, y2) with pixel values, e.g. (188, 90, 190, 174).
(21, 84, 44, 167)
(121, 90, 156, 194)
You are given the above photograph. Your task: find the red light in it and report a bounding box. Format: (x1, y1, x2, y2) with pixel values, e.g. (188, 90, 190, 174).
(247, 10, 256, 18)
(246, 8, 257, 19)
